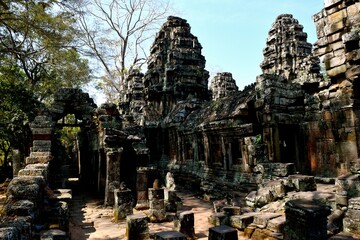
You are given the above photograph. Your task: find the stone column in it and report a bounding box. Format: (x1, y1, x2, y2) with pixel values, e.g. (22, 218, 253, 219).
(148, 188, 166, 222)
(12, 149, 21, 177)
(174, 211, 195, 239)
(126, 212, 149, 240)
(284, 199, 330, 240)
(104, 148, 122, 206)
(135, 168, 149, 210)
(114, 188, 134, 221)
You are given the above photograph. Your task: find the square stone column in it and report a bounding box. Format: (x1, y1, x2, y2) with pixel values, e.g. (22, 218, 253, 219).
(104, 148, 123, 206)
(148, 188, 166, 222)
(135, 168, 149, 210)
(126, 212, 149, 240)
(174, 211, 195, 239)
(114, 189, 134, 221)
(284, 199, 330, 240)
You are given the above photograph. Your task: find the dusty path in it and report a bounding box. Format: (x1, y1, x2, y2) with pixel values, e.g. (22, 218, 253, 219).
(68, 190, 246, 239)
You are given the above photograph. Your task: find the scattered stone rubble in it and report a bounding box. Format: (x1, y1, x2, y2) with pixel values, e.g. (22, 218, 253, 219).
(1, 0, 360, 239)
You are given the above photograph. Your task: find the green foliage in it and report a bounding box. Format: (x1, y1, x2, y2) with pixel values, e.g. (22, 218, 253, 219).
(0, 0, 91, 165)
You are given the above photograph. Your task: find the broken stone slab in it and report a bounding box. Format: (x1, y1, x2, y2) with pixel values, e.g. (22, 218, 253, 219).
(244, 223, 257, 239)
(259, 179, 287, 199)
(284, 199, 331, 240)
(208, 225, 238, 240)
(253, 212, 283, 229)
(336, 174, 360, 198)
(154, 231, 186, 240)
(245, 188, 274, 208)
(209, 212, 228, 226)
(259, 163, 295, 177)
(222, 206, 241, 216)
(267, 215, 286, 233)
(288, 174, 317, 191)
(251, 228, 283, 240)
(40, 229, 69, 240)
(230, 212, 260, 230)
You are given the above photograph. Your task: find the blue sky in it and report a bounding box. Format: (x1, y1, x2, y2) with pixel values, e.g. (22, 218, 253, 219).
(172, 1, 324, 90)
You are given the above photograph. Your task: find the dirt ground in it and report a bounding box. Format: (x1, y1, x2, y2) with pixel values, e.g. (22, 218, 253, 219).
(68, 190, 247, 240)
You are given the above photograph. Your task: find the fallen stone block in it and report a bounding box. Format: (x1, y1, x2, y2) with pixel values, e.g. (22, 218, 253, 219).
(267, 215, 286, 233)
(230, 212, 259, 230)
(40, 229, 69, 240)
(251, 228, 282, 240)
(259, 180, 287, 199)
(288, 175, 316, 191)
(209, 212, 228, 226)
(208, 225, 238, 240)
(154, 230, 186, 240)
(336, 174, 360, 198)
(245, 188, 274, 208)
(114, 188, 134, 221)
(253, 212, 283, 229)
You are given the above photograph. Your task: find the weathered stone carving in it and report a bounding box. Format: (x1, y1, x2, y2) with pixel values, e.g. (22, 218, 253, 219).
(210, 72, 239, 100)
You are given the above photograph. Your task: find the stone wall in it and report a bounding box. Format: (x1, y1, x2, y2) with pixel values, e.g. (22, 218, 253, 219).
(304, 0, 360, 176)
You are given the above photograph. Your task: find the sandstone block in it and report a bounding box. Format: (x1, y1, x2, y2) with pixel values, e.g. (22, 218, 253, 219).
(126, 213, 149, 240)
(208, 225, 238, 240)
(7, 176, 45, 203)
(40, 229, 69, 240)
(267, 215, 286, 233)
(324, 0, 343, 8)
(174, 211, 195, 239)
(154, 231, 186, 240)
(230, 212, 258, 230)
(209, 212, 228, 226)
(284, 199, 330, 240)
(253, 212, 282, 229)
(114, 189, 134, 221)
(288, 175, 317, 191)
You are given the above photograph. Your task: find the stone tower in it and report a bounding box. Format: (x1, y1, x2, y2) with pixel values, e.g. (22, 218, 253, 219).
(144, 16, 210, 117)
(210, 72, 239, 100)
(260, 14, 315, 82)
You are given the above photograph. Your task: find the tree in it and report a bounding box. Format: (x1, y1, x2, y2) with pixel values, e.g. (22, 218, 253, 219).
(73, 0, 173, 102)
(0, 0, 90, 102)
(0, 0, 91, 167)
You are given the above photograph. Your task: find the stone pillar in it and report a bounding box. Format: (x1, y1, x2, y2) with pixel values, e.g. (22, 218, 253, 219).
(284, 199, 330, 240)
(114, 188, 134, 221)
(208, 225, 238, 240)
(135, 168, 149, 210)
(174, 211, 195, 239)
(165, 189, 177, 212)
(126, 212, 149, 240)
(148, 188, 166, 222)
(12, 149, 21, 177)
(104, 148, 122, 206)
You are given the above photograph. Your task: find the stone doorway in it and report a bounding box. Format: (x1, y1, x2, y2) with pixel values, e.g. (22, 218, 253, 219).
(278, 124, 306, 173)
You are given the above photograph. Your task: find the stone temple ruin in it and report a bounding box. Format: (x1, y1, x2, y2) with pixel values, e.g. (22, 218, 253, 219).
(1, 0, 360, 239)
